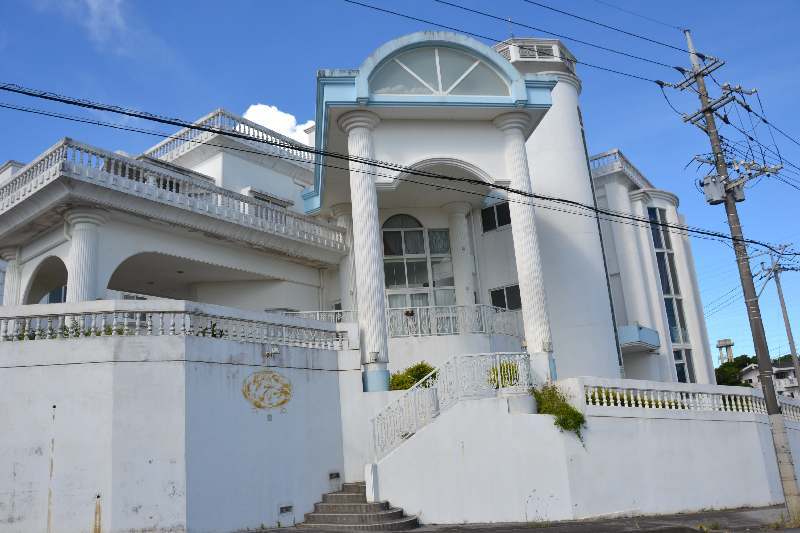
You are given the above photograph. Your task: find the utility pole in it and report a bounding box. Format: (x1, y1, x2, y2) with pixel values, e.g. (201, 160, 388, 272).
(681, 29, 800, 519)
(762, 256, 800, 397)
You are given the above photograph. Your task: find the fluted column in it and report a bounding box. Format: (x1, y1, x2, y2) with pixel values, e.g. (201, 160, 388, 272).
(337, 111, 389, 391)
(444, 202, 476, 307)
(0, 248, 21, 306)
(494, 112, 554, 382)
(332, 203, 357, 312)
(65, 209, 107, 303)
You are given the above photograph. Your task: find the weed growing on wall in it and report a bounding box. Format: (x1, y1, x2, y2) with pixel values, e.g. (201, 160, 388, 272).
(532, 384, 586, 442)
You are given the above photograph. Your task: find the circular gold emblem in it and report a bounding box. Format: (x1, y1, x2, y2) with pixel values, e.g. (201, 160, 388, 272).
(242, 371, 292, 409)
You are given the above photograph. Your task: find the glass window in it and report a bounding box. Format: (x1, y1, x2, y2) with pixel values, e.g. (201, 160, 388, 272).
(384, 260, 406, 289)
(431, 258, 454, 287)
(371, 60, 434, 95)
(383, 231, 403, 256)
(506, 285, 522, 310)
(388, 294, 408, 308)
(648, 207, 663, 249)
(490, 288, 506, 309)
(449, 62, 509, 96)
(403, 230, 425, 255)
(481, 206, 496, 232)
(656, 252, 671, 294)
(676, 299, 688, 343)
(438, 47, 480, 92)
(406, 260, 429, 288)
(409, 292, 429, 307)
(659, 208, 672, 250)
(676, 362, 688, 383)
(429, 229, 451, 255)
(383, 214, 423, 228)
(435, 289, 456, 306)
(667, 254, 681, 295)
(496, 202, 511, 227)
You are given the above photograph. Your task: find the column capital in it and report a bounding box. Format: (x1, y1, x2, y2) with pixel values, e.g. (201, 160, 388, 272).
(443, 202, 472, 216)
(0, 247, 19, 263)
(64, 208, 108, 228)
(493, 112, 532, 134)
(330, 202, 353, 218)
(337, 110, 380, 134)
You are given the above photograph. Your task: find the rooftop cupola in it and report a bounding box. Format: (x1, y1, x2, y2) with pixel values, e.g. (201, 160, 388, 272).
(494, 38, 577, 77)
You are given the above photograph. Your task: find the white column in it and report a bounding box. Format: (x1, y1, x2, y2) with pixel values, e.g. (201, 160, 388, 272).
(494, 112, 554, 382)
(332, 203, 357, 312)
(337, 111, 390, 391)
(603, 178, 653, 327)
(0, 248, 21, 306)
(65, 209, 107, 303)
(444, 202, 476, 307)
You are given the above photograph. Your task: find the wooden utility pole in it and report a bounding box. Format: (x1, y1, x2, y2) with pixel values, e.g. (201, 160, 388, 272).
(681, 29, 800, 519)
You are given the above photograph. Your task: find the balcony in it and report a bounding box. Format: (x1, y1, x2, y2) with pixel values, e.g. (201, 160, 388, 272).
(0, 139, 346, 262)
(589, 149, 653, 189)
(618, 324, 660, 354)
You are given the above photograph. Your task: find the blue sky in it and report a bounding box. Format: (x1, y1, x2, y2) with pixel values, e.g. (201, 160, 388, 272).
(2, 0, 799, 364)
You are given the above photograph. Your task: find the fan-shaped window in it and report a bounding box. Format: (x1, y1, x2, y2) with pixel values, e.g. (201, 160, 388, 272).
(370, 47, 510, 97)
(382, 214, 423, 229)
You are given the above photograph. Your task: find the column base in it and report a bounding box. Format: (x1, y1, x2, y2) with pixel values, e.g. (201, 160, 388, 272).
(530, 352, 557, 383)
(362, 364, 390, 392)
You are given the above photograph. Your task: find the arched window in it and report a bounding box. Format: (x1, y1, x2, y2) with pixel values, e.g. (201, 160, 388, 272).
(382, 215, 455, 308)
(370, 47, 510, 97)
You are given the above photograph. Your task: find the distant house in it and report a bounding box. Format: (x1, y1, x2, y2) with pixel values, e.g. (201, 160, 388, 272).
(740, 358, 800, 398)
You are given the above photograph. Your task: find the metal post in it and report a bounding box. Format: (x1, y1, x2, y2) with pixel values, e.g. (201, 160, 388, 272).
(684, 29, 800, 519)
(774, 268, 800, 394)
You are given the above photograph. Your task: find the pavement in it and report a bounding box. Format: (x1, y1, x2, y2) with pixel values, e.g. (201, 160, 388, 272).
(267, 506, 800, 532)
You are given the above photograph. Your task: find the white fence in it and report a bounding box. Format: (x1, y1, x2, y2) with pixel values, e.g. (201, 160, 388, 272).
(0, 300, 346, 350)
(0, 138, 345, 252)
(283, 310, 357, 324)
(372, 352, 532, 460)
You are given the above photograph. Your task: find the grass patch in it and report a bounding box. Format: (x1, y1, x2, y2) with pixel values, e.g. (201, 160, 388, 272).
(532, 384, 586, 442)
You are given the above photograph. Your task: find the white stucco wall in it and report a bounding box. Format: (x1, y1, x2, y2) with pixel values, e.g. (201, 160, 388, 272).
(372, 395, 788, 524)
(0, 334, 346, 533)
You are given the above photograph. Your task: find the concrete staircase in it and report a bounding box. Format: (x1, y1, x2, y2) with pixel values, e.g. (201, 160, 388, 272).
(300, 482, 418, 531)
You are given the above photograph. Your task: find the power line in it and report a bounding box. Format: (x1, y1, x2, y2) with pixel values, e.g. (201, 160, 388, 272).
(520, 0, 689, 53)
(591, 0, 684, 31)
(341, 0, 665, 84)
(434, 0, 681, 70)
(0, 85, 796, 257)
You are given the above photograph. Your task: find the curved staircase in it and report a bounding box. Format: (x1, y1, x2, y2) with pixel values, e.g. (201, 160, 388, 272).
(300, 482, 418, 531)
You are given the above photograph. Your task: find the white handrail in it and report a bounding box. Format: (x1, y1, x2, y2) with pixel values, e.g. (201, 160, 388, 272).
(0, 300, 347, 350)
(371, 352, 532, 460)
(0, 138, 346, 253)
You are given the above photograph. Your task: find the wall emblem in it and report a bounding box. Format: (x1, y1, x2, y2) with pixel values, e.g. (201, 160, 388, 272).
(242, 370, 292, 409)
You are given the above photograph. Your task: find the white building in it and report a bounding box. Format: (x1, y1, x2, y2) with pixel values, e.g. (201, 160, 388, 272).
(3, 33, 793, 533)
(741, 360, 800, 398)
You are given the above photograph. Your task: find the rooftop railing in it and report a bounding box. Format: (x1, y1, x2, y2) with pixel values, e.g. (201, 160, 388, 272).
(589, 149, 651, 189)
(143, 109, 315, 169)
(0, 138, 345, 253)
(0, 300, 347, 350)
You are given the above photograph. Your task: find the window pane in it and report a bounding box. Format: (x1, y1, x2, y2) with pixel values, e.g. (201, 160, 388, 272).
(676, 299, 688, 343)
(395, 48, 437, 89)
(449, 62, 509, 96)
(371, 62, 434, 95)
(431, 258, 455, 287)
(505, 284, 522, 310)
(435, 289, 456, 306)
(404, 230, 425, 255)
(664, 298, 679, 343)
(676, 362, 688, 383)
(429, 229, 451, 255)
(437, 47, 479, 92)
(383, 231, 403, 256)
(667, 253, 681, 295)
(648, 207, 663, 248)
(685, 349, 696, 383)
(656, 252, 671, 294)
(659, 209, 672, 249)
(409, 292, 429, 307)
(384, 260, 407, 289)
(490, 288, 507, 309)
(383, 214, 422, 228)
(481, 206, 496, 232)
(496, 202, 511, 227)
(387, 294, 407, 308)
(673, 349, 683, 361)
(406, 260, 429, 288)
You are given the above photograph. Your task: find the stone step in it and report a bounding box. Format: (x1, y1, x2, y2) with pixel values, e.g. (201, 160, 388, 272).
(314, 501, 389, 514)
(322, 492, 367, 504)
(298, 515, 419, 531)
(340, 482, 367, 494)
(304, 508, 404, 525)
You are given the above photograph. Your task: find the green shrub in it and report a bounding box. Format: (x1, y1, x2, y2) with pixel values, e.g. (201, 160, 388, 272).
(487, 360, 520, 389)
(389, 361, 435, 391)
(533, 384, 586, 441)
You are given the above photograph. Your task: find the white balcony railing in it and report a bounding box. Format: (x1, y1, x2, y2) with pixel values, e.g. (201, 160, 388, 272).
(372, 352, 532, 460)
(589, 149, 651, 189)
(0, 139, 345, 253)
(143, 109, 315, 168)
(0, 300, 347, 350)
(282, 310, 357, 324)
(386, 305, 522, 338)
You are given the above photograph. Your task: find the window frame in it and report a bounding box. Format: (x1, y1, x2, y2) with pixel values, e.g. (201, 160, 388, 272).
(490, 284, 522, 311)
(481, 202, 512, 233)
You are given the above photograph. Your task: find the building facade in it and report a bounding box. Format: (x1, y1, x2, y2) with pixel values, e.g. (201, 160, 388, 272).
(0, 32, 746, 532)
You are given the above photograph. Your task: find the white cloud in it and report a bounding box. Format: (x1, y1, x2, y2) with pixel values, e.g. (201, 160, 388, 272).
(243, 104, 314, 145)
